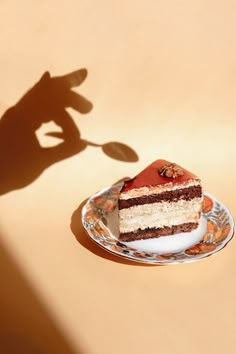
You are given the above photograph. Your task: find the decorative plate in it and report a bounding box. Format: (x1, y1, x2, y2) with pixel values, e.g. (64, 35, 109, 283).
(81, 183, 235, 264)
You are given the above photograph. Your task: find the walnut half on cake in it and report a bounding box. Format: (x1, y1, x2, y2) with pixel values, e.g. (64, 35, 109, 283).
(118, 159, 203, 242)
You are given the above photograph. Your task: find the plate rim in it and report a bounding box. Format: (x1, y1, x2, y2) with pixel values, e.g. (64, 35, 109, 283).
(81, 183, 235, 265)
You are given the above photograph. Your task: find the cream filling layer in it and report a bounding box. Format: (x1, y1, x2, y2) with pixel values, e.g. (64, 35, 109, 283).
(120, 180, 201, 200)
(119, 199, 202, 233)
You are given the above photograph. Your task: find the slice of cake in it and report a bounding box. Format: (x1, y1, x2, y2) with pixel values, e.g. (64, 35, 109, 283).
(118, 159, 203, 242)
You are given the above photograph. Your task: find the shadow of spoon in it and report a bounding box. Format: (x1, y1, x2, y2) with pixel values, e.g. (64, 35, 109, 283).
(47, 134, 139, 162)
(83, 140, 139, 162)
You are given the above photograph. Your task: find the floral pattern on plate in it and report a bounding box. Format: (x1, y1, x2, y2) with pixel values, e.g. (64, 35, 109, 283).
(81, 183, 235, 264)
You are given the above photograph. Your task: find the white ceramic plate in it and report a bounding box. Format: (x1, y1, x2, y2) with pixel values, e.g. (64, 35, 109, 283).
(81, 183, 234, 264)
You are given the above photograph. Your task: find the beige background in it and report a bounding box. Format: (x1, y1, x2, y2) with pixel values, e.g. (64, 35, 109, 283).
(0, 1, 236, 354)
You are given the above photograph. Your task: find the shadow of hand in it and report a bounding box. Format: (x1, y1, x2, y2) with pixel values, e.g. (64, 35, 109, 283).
(0, 69, 93, 195)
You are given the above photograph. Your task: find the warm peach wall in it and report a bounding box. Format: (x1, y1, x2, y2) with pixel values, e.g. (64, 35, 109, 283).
(0, 2, 235, 354)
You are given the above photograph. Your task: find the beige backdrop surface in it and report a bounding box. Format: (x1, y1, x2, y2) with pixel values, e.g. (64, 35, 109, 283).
(0, 1, 236, 354)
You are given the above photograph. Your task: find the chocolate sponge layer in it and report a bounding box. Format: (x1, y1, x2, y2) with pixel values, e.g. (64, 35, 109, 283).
(119, 185, 202, 210)
(119, 222, 198, 242)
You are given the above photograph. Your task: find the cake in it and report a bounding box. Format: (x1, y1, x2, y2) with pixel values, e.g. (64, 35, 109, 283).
(118, 159, 203, 242)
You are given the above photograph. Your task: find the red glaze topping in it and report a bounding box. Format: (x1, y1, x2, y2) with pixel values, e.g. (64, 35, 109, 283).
(121, 159, 199, 192)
